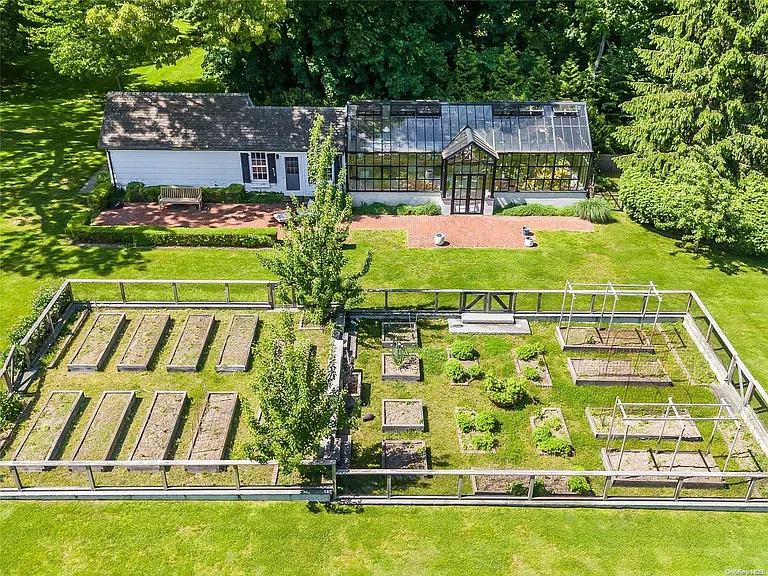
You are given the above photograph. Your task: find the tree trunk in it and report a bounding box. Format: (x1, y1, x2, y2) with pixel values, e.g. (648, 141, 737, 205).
(115, 73, 124, 91)
(592, 32, 607, 79)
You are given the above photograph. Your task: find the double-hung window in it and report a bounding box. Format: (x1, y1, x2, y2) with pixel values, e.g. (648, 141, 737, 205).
(251, 152, 268, 181)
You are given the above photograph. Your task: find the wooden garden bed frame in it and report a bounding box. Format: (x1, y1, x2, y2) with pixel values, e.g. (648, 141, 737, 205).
(381, 353, 421, 382)
(67, 312, 126, 372)
(12, 390, 84, 471)
(128, 391, 187, 470)
(381, 399, 425, 432)
(215, 314, 258, 373)
(566, 357, 672, 386)
(70, 391, 135, 471)
(117, 313, 170, 371)
(186, 392, 239, 472)
(166, 313, 214, 372)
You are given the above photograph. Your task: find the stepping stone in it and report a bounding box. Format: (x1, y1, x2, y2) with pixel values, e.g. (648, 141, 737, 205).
(448, 318, 531, 335)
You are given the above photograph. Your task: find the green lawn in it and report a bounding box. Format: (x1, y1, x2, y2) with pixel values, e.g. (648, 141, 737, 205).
(2, 51, 768, 573)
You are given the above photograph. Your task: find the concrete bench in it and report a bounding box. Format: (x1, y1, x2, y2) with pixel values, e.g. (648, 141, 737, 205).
(158, 186, 203, 210)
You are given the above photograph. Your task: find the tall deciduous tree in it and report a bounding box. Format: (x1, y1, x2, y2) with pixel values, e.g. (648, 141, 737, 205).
(244, 312, 343, 473)
(263, 114, 372, 322)
(25, 0, 188, 89)
(187, 0, 286, 52)
(0, 0, 29, 66)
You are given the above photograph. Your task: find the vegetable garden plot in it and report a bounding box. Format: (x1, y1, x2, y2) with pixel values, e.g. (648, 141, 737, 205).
(567, 357, 672, 386)
(585, 407, 703, 441)
(13, 390, 83, 471)
(470, 473, 591, 497)
(117, 313, 170, 371)
(601, 448, 726, 488)
(382, 399, 424, 432)
(513, 352, 552, 388)
(68, 313, 126, 372)
(186, 392, 238, 472)
(166, 314, 214, 372)
(381, 353, 421, 381)
(216, 314, 258, 373)
(556, 326, 654, 353)
(530, 407, 573, 456)
(70, 391, 135, 471)
(381, 440, 428, 469)
(128, 391, 186, 470)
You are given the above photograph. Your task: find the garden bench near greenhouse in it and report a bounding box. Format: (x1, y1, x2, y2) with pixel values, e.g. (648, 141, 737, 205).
(158, 186, 203, 210)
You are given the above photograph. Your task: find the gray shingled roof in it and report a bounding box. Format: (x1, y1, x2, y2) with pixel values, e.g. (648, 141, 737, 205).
(98, 92, 347, 151)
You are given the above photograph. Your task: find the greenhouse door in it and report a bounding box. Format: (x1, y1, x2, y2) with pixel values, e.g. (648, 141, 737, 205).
(451, 174, 485, 214)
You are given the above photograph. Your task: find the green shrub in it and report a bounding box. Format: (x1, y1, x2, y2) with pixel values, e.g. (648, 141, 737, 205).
(118, 182, 282, 205)
(66, 219, 277, 248)
(466, 364, 484, 380)
(506, 478, 545, 496)
(475, 411, 499, 433)
(124, 181, 155, 202)
(522, 365, 541, 381)
(396, 202, 442, 216)
(354, 202, 393, 215)
(495, 203, 566, 216)
(455, 409, 475, 433)
(573, 196, 613, 223)
(450, 340, 477, 361)
(485, 373, 526, 407)
(87, 181, 115, 212)
(445, 359, 468, 383)
(516, 342, 545, 362)
(0, 391, 24, 430)
(532, 425, 573, 457)
(566, 476, 591, 494)
(472, 431, 497, 451)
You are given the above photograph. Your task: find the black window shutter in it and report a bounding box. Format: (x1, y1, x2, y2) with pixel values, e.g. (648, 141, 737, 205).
(267, 153, 277, 183)
(240, 153, 251, 183)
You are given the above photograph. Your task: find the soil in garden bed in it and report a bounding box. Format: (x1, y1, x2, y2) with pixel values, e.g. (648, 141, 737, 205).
(14, 391, 82, 461)
(514, 354, 552, 388)
(187, 392, 238, 462)
(471, 472, 589, 496)
(559, 326, 653, 350)
(530, 407, 572, 456)
(69, 313, 125, 367)
(382, 440, 428, 469)
(72, 392, 134, 461)
(381, 353, 421, 381)
(455, 408, 495, 454)
(603, 448, 725, 488)
(167, 314, 214, 370)
(118, 313, 170, 369)
(217, 314, 258, 371)
(381, 322, 419, 348)
(586, 407, 703, 440)
(569, 357, 671, 385)
(131, 392, 186, 461)
(382, 399, 424, 430)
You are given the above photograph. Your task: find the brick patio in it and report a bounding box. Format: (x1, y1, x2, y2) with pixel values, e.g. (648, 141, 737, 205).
(91, 202, 594, 248)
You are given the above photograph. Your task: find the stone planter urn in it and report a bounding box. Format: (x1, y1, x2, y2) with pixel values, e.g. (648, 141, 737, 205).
(434, 233, 446, 246)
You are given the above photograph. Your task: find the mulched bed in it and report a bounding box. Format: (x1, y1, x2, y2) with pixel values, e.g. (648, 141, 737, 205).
(117, 313, 170, 371)
(68, 312, 126, 371)
(13, 390, 83, 470)
(216, 314, 258, 372)
(71, 391, 134, 470)
(382, 399, 424, 431)
(129, 391, 186, 467)
(381, 440, 428, 469)
(381, 322, 419, 348)
(167, 313, 214, 372)
(186, 392, 238, 472)
(381, 353, 421, 381)
(567, 357, 672, 386)
(585, 406, 703, 441)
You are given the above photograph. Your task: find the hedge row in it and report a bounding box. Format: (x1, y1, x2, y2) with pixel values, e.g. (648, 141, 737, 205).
(67, 215, 277, 248)
(353, 201, 442, 216)
(123, 182, 283, 204)
(494, 203, 576, 217)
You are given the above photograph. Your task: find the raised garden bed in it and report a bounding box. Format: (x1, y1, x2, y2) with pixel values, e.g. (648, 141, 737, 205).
(555, 326, 655, 353)
(70, 391, 135, 471)
(186, 392, 238, 472)
(455, 407, 496, 454)
(167, 313, 214, 372)
(216, 314, 258, 372)
(381, 440, 428, 470)
(13, 390, 84, 471)
(514, 352, 552, 388)
(68, 312, 126, 372)
(381, 353, 421, 381)
(530, 407, 572, 456)
(344, 369, 362, 407)
(567, 357, 672, 386)
(382, 399, 424, 432)
(601, 448, 725, 488)
(470, 472, 591, 497)
(585, 407, 703, 441)
(381, 322, 419, 348)
(117, 313, 170, 371)
(128, 391, 187, 470)
(445, 348, 479, 386)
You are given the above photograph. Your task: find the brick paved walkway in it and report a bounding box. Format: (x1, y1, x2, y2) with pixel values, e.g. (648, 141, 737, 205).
(92, 202, 593, 248)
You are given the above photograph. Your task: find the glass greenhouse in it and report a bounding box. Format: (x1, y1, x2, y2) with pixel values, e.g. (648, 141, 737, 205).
(346, 101, 593, 214)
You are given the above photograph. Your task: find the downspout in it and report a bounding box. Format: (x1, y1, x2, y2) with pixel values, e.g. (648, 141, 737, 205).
(106, 150, 116, 187)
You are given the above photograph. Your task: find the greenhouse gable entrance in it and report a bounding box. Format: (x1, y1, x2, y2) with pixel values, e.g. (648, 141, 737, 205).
(442, 126, 498, 215)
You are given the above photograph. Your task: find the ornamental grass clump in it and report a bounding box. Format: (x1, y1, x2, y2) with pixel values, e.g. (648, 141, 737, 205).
(485, 373, 527, 408)
(573, 196, 613, 223)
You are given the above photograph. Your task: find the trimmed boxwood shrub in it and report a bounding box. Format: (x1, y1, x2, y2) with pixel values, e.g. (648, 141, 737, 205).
(118, 182, 284, 205)
(445, 359, 468, 383)
(87, 181, 116, 212)
(450, 340, 477, 361)
(494, 203, 576, 217)
(67, 218, 277, 248)
(354, 202, 442, 216)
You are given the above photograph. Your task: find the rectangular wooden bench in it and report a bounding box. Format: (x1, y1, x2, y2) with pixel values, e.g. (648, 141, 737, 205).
(158, 186, 203, 210)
